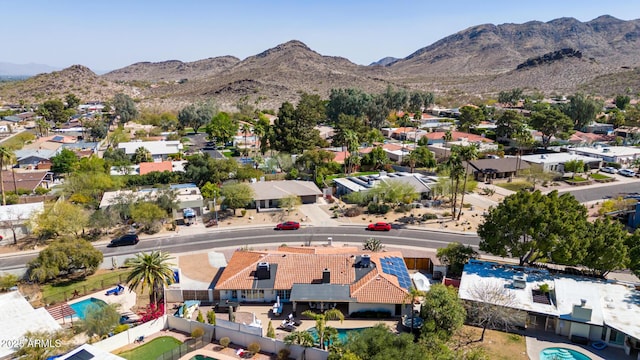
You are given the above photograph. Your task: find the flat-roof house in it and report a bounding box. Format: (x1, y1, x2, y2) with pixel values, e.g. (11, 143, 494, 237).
(334, 172, 433, 198)
(569, 146, 640, 165)
(521, 153, 602, 173)
(117, 141, 183, 161)
(249, 180, 322, 209)
(100, 183, 203, 217)
(215, 246, 412, 317)
(0, 291, 61, 359)
(0, 202, 44, 246)
(459, 260, 640, 354)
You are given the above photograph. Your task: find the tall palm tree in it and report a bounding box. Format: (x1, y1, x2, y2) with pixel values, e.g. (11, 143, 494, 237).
(0, 146, 15, 206)
(457, 145, 478, 220)
(344, 130, 359, 174)
(302, 308, 344, 350)
(447, 150, 464, 220)
(403, 286, 426, 334)
(125, 251, 175, 305)
(241, 123, 251, 158)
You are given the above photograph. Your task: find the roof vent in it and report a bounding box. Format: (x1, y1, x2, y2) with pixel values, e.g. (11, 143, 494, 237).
(256, 262, 270, 280)
(360, 254, 371, 268)
(580, 299, 587, 307)
(322, 268, 330, 284)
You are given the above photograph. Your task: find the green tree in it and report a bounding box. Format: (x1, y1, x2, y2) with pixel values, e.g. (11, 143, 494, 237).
(436, 242, 478, 278)
(581, 218, 629, 277)
(201, 181, 221, 202)
(279, 194, 301, 213)
(407, 146, 435, 171)
(65, 93, 81, 110)
(14, 330, 73, 360)
(615, 94, 631, 110)
(0, 273, 19, 290)
(106, 127, 131, 149)
(457, 105, 485, 132)
(302, 308, 344, 350)
(446, 150, 465, 219)
(368, 180, 419, 207)
(420, 284, 466, 340)
(328, 324, 424, 360)
(125, 251, 175, 305)
(28, 238, 103, 282)
(38, 99, 68, 123)
(50, 148, 79, 175)
(454, 145, 478, 220)
(607, 108, 626, 128)
(478, 190, 588, 266)
(272, 101, 323, 154)
(130, 202, 166, 233)
(563, 159, 584, 179)
(495, 110, 527, 139)
(344, 130, 360, 174)
(464, 282, 522, 342)
(629, 231, 640, 277)
(284, 330, 315, 360)
(266, 320, 276, 338)
(205, 112, 238, 148)
(82, 303, 121, 338)
(112, 93, 138, 123)
(30, 201, 88, 240)
(361, 146, 388, 170)
(561, 93, 603, 129)
(497, 88, 523, 106)
(402, 287, 426, 334)
(0, 146, 15, 206)
(529, 108, 573, 148)
(220, 182, 254, 215)
(131, 146, 152, 164)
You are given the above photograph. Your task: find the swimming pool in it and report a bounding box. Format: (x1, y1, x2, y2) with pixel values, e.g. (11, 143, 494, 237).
(68, 298, 107, 320)
(540, 347, 591, 360)
(307, 327, 365, 344)
(190, 355, 218, 360)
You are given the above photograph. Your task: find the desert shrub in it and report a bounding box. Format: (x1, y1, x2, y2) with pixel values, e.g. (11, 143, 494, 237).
(219, 337, 230, 348)
(191, 327, 204, 338)
(394, 204, 411, 213)
(367, 203, 390, 214)
(344, 207, 362, 217)
(113, 324, 129, 334)
(206, 310, 216, 325)
(241, 209, 247, 217)
(196, 310, 204, 323)
(277, 348, 291, 360)
(421, 213, 438, 221)
(248, 342, 261, 354)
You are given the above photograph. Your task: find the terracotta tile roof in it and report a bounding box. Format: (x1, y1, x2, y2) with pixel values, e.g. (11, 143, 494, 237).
(139, 161, 173, 175)
(423, 131, 494, 143)
(215, 247, 409, 304)
(392, 127, 416, 134)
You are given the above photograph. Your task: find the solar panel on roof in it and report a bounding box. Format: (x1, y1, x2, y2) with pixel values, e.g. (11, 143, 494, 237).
(52, 135, 65, 142)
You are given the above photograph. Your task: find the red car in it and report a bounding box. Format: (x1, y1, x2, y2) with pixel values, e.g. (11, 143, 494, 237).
(276, 221, 300, 230)
(367, 222, 392, 231)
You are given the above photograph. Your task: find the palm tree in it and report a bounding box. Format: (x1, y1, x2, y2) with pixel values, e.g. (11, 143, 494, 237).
(125, 251, 175, 305)
(456, 145, 478, 220)
(447, 150, 464, 220)
(344, 130, 359, 174)
(403, 287, 426, 334)
(302, 308, 344, 350)
(132, 147, 152, 164)
(0, 146, 15, 206)
(241, 123, 251, 158)
(284, 330, 315, 360)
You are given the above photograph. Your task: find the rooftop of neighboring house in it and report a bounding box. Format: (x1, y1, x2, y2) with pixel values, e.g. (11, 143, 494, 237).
(0, 202, 44, 222)
(571, 146, 640, 157)
(459, 260, 640, 340)
(0, 170, 51, 192)
(465, 157, 531, 173)
(117, 140, 183, 155)
(333, 171, 433, 193)
(215, 246, 411, 304)
(422, 131, 494, 143)
(520, 152, 601, 164)
(99, 183, 202, 208)
(138, 161, 174, 175)
(249, 180, 322, 201)
(14, 149, 57, 161)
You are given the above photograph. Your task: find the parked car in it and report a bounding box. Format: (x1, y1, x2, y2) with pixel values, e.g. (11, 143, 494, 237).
(618, 169, 636, 177)
(367, 222, 392, 231)
(276, 221, 300, 230)
(600, 166, 618, 174)
(107, 234, 139, 247)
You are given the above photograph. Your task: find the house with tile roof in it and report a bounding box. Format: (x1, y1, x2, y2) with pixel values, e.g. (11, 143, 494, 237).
(249, 180, 322, 209)
(215, 246, 412, 317)
(139, 161, 173, 175)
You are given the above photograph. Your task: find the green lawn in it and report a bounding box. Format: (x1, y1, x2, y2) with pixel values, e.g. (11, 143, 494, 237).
(495, 181, 533, 192)
(41, 269, 131, 305)
(118, 336, 183, 360)
(589, 173, 611, 180)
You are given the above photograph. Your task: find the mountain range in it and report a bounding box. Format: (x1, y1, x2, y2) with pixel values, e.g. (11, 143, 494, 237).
(1, 15, 639, 110)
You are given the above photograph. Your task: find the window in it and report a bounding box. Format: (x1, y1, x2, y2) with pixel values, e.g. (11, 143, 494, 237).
(276, 290, 291, 302)
(240, 290, 264, 301)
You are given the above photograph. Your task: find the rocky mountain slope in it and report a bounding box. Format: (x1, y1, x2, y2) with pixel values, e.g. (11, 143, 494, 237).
(1, 15, 639, 109)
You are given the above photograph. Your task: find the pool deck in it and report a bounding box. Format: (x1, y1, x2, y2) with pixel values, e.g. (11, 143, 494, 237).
(525, 329, 630, 360)
(65, 285, 137, 323)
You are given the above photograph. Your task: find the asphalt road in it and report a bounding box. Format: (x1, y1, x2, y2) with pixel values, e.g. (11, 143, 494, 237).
(0, 226, 479, 271)
(560, 181, 640, 203)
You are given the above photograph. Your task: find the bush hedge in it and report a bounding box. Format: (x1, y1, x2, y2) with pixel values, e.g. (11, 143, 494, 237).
(349, 310, 392, 319)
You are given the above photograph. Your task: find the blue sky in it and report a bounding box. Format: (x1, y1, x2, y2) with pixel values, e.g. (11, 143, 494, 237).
(2, 0, 639, 72)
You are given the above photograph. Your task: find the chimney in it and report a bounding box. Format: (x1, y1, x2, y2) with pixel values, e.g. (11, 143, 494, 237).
(322, 268, 330, 284)
(361, 254, 371, 268)
(580, 299, 587, 307)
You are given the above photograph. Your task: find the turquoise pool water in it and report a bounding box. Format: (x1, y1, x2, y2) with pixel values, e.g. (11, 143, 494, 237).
(190, 355, 218, 360)
(307, 327, 366, 344)
(540, 347, 591, 360)
(69, 298, 107, 320)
